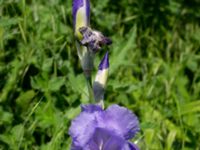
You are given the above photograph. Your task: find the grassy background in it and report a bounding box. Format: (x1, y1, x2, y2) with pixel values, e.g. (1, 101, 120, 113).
(0, 0, 200, 149)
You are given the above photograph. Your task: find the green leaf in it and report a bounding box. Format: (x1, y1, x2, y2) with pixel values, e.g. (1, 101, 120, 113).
(16, 90, 36, 108)
(180, 100, 200, 115)
(48, 76, 65, 92)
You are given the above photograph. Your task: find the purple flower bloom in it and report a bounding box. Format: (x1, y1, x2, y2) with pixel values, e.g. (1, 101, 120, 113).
(69, 104, 140, 150)
(79, 26, 112, 52)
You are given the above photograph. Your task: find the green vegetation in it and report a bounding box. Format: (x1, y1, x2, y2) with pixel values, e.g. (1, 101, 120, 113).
(0, 0, 200, 149)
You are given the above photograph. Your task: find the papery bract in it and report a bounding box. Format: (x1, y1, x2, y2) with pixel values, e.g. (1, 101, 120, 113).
(79, 26, 112, 52)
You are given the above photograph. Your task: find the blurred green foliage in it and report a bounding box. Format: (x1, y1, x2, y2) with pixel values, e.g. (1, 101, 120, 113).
(0, 0, 200, 149)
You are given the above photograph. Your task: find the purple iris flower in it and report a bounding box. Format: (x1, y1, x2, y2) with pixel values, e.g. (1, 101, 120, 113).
(69, 104, 140, 150)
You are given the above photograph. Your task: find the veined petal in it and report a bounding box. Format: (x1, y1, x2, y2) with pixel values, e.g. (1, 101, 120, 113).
(100, 105, 140, 140)
(69, 112, 97, 147)
(70, 143, 82, 150)
(69, 104, 103, 148)
(72, 0, 90, 39)
(87, 128, 126, 150)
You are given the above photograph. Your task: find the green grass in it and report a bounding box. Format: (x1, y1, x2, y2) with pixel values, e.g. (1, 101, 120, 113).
(0, 0, 200, 149)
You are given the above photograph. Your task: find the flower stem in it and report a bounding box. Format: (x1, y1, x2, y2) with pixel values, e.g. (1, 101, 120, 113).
(86, 76, 94, 103)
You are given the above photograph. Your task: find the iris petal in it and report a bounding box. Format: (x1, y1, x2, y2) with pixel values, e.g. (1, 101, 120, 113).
(88, 128, 125, 150)
(81, 104, 103, 113)
(101, 105, 140, 140)
(69, 112, 97, 147)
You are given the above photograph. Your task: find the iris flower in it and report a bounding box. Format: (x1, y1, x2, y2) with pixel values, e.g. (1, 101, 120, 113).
(69, 104, 140, 150)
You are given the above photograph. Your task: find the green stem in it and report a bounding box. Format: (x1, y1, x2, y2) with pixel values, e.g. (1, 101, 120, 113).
(85, 76, 94, 103)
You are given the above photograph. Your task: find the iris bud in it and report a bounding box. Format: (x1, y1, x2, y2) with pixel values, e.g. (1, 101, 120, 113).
(93, 52, 109, 105)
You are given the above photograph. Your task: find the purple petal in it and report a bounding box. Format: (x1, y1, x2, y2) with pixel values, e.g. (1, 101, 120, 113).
(69, 112, 97, 147)
(70, 143, 82, 150)
(101, 105, 140, 140)
(87, 128, 125, 150)
(69, 104, 140, 149)
(72, 0, 90, 27)
(81, 104, 103, 113)
(85, 0, 90, 23)
(99, 51, 109, 70)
